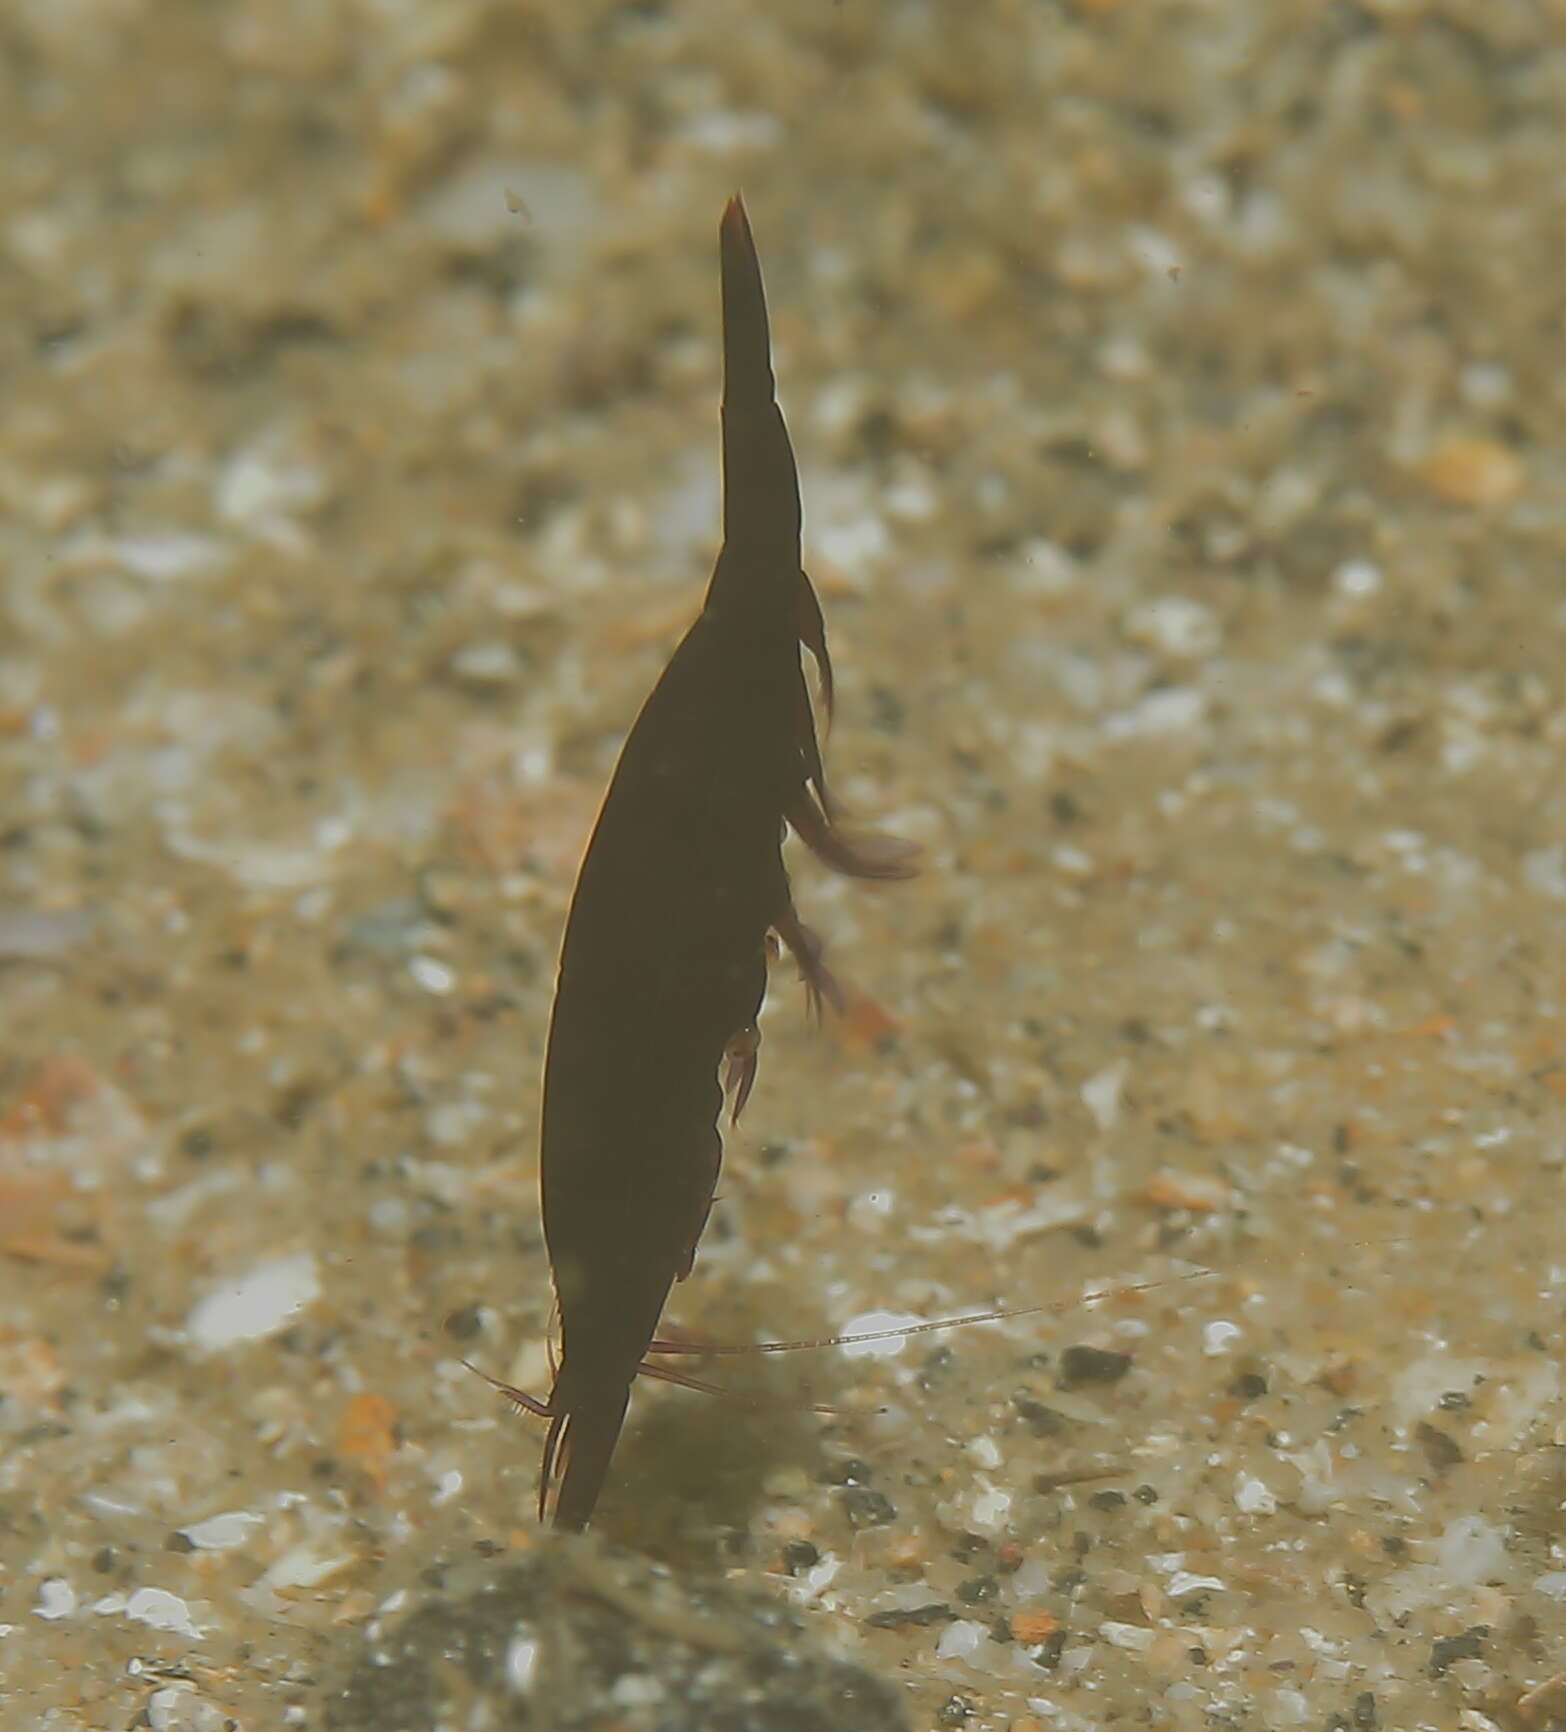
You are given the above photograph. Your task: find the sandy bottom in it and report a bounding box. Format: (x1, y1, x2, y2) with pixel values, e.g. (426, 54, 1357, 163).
(3, 3, 1564, 1728)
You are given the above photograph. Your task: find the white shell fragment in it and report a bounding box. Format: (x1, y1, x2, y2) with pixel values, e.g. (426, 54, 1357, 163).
(178, 1510, 266, 1551)
(123, 1587, 204, 1638)
(185, 1253, 321, 1350)
(34, 1579, 76, 1621)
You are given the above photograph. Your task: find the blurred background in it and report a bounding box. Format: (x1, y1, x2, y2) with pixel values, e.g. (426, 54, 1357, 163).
(2, 2, 1564, 1727)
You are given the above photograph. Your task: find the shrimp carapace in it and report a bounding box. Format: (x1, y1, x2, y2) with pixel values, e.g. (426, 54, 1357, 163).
(495, 195, 913, 1530)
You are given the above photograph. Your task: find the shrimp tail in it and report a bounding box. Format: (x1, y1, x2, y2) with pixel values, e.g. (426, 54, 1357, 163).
(543, 1382, 632, 1532)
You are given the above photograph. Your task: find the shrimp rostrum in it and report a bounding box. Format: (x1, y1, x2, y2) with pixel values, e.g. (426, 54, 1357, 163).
(484, 198, 915, 1531)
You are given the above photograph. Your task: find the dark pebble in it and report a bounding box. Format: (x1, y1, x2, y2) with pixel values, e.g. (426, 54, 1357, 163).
(1428, 1626, 1487, 1676)
(1013, 1396, 1069, 1436)
(1415, 1421, 1464, 1471)
(864, 1602, 952, 1629)
(1057, 1345, 1132, 1389)
(841, 1487, 897, 1530)
(1025, 1628, 1069, 1670)
(442, 1304, 485, 1340)
(782, 1539, 820, 1575)
(321, 1536, 912, 1731)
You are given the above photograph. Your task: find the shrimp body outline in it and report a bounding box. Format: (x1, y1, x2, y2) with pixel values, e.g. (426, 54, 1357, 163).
(514, 198, 913, 1530)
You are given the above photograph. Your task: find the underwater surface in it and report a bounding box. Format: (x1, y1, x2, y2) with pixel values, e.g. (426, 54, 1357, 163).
(2, 3, 1564, 1727)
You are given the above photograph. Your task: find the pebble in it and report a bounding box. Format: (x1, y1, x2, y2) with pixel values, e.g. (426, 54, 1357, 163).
(178, 1510, 265, 1551)
(1080, 1060, 1128, 1132)
(147, 1685, 229, 1732)
(34, 1578, 76, 1620)
(1420, 438, 1524, 507)
(449, 641, 522, 687)
(122, 1587, 203, 1638)
(103, 531, 231, 583)
(185, 1252, 321, 1351)
(409, 955, 458, 995)
(934, 1619, 989, 1661)
(1234, 1474, 1278, 1516)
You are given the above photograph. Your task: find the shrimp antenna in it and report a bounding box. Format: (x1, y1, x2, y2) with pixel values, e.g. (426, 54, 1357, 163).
(644, 1269, 1218, 1358)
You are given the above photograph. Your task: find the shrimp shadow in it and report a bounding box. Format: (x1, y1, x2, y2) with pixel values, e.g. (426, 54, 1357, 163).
(592, 1365, 834, 1561)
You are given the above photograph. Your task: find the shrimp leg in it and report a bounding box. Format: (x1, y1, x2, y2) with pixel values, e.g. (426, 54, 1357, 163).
(773, 903, 844, 1021)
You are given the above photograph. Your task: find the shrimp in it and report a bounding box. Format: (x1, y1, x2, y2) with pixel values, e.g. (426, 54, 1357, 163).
(497, 197, 915, 1530)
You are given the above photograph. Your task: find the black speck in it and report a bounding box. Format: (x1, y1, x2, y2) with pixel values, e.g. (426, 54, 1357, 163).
(841, 1487, 896, 1529)
(1057, 1345, 1132, 1389)
(92, 1546, 117, 1573)
(1229, 1371, 1268, 1400)
(782, 1540, 820, 1575)
(1132, 1484, 1159, 1505)
(957, 1575, 998, 1605)
(1089, 1489, 1126, 1512)
(826, 1457, 874, 1487)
